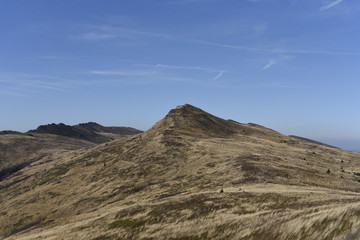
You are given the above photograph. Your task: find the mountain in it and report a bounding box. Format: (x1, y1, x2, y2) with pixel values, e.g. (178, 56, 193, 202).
(0, 122, 142, 181)
(1, 104, 360, 240)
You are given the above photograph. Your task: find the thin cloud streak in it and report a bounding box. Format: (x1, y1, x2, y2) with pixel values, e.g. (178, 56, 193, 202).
(76, 25, 173, 40)
(90, 64, 226, 83)
(192, 39, 269, 52)
(212, 70, 224, 80)
(0, 73, 73, 92)
(90, 70, 158, 76)
(262, 60, 277, 70)
(164, 0, 227, 5)
(0, 79, 68, 92)
(320, 0, 344, 11)
(37, 55, 102, 64)
(192, 39, 360, 56)
(75, 32, 116, 40)
(138, 63, 226, 81)
(257, 83, 311, 89)
(145, 63, 224, 73)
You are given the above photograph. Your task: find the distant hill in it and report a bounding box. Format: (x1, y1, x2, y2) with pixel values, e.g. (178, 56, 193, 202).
(0, 122, 142, 181)
(0, 130, 23, 135)
(1, 105, 360, 240)
(28, 122, 142, 144)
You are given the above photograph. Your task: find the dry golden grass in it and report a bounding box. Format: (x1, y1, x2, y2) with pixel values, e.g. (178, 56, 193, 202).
(2, 104, 360, 240)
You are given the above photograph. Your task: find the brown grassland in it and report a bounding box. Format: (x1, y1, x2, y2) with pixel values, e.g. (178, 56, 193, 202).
(1, 104, 360, 240)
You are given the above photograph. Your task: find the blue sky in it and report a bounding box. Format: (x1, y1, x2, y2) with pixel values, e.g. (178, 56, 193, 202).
(1, 0, 360, 150)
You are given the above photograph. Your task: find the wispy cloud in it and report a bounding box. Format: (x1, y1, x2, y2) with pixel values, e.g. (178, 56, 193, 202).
(149, 63, 224, 72)
(90, 70, 157, 76)
(192, 39, 360, 56)
(138, 63, 226, 80)
(37, 55, 102, 64)
(275, 48, 359, 56)
(73, 25, 173, 41)
(95, 26, 173, 38)
(262, 60, 277, 70)
(74, 32, 116, 40)
(212, 70, 224, 80)
(164, 0, 226, 5)
(260, 55, 295, 70)
(0, 79, 67, 92)
(90, 63, 226, 83)
(0, 73, 72, 93)
(257, 83, 310, 89)
(320, 0, 344, 11)
(192, 39, 268, 52)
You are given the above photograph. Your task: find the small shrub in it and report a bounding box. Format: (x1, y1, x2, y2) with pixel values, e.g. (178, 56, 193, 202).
(326, 169, 331, 174)
(108, 219, 145, 229)
(205, 162, 216, 168)
(47, 192, 61, 198)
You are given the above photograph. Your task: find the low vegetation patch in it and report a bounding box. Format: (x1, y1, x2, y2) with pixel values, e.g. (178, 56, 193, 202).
(108, 218, 145, 229)
(47, 191, 61, 198)
(205, 162, 216, 168)
(92, 235, 114, 240)
(169, 234, 210, 240)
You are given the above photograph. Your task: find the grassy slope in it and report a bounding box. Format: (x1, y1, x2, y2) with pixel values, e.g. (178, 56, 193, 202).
(0, 133, 95, 180)
(2, 104, 360, 240)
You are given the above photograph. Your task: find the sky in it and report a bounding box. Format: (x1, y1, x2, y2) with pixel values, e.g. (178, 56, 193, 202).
(1, 0, 360, 151)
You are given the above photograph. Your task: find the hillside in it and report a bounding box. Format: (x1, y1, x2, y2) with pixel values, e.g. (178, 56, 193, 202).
(1, 104, 360, 240)
(28, 122, 142, 144)
(0, 123, 142, 181)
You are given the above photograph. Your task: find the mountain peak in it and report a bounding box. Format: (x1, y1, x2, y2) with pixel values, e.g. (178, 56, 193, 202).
(146, 104, 283, 140)
(147, 104, 241, 138)
(174, 103, 198, 110)
(167, 104, 207, 117)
